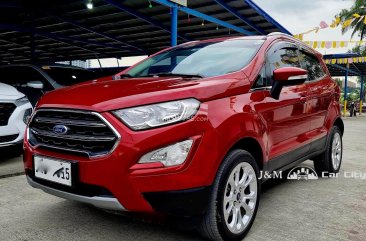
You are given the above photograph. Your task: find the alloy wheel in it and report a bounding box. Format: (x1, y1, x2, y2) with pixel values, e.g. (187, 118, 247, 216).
(331, 132, 342, 170)
(223, 162, 258, 234)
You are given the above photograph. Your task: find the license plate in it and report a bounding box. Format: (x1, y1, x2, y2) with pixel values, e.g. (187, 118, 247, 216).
(34, 156, 73, 187)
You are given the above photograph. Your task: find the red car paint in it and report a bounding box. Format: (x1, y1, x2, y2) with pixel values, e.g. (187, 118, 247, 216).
(24, 34, 342, 214)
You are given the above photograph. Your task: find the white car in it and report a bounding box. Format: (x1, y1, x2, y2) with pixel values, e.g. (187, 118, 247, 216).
(0, 83, 33, 154)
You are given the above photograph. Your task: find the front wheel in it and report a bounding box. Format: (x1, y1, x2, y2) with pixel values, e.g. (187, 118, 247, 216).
(199, 150, 260, 241)
(313, 126, 343, 175)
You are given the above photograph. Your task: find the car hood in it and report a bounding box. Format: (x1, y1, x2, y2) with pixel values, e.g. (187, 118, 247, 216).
(37, 75, 250, 112)
(0, 82, 24, 99)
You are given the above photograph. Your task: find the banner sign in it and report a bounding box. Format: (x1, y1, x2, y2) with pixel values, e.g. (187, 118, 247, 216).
(324, 57, 366, 65)
(301, 40, 365, 49)
(294, 14, 366, 40)
(169, 0, 187, 6)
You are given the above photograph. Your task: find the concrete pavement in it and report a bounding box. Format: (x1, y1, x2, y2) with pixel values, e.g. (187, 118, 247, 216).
(0, 155, 24, 178)
(0, 117, 365, 241)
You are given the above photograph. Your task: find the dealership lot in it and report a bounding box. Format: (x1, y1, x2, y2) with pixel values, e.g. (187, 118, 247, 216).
(1, 117, 365, 241)
(1, 1, 366, 241)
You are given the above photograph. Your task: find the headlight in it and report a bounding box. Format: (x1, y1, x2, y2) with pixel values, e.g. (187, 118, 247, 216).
(113, 99, 200, 130)
(23, 108, 33, 124)
(139, 140, 193, 167)
(15, 96, 30, 106)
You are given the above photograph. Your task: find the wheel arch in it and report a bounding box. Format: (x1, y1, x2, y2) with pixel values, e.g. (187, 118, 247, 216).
(229, 137, 264, 171)
(333, 117, 344, 136)
(324, 99, 344, 137)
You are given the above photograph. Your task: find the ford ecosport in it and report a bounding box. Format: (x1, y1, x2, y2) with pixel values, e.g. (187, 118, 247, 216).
(24, 34, 344, 241)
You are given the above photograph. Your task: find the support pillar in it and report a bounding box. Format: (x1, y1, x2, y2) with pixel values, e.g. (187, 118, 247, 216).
(360, 75, 364, 115)
(343, 65, 349, 117)
(30, 12, 36, 62)
(170, 4, 178, 47)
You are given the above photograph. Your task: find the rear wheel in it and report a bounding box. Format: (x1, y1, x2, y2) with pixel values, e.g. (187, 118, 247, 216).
(199, 150, 260, 241)
(313, 126, 343, 175)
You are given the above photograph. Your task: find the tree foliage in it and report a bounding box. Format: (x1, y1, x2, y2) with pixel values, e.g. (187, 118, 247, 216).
(348, 44, 366, 56)
(337, 0, 366, 40)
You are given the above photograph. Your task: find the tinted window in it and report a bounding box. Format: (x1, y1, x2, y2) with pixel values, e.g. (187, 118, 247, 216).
(268, 48, 301, 75)
(0, 66, 52, 105)
(127, 39, 264, 78)
(300, 51, 325, 81)
(252, 66, 267, 89)
(42, 67, 99, 86)
(0, 66, 51, 89)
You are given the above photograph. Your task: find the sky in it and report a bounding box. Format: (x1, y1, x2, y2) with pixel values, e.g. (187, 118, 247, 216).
(253, 0, 355, 54)
(90, 0, 356, 68)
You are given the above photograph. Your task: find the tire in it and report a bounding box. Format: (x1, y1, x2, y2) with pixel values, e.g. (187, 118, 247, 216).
(13, 143, 23, 157)
(198, 150, 260, 241)
(313, 126, 343, 176)
(0, 144, 22, 159)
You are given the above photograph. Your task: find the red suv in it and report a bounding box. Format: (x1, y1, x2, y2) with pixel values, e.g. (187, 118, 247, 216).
(24, 33, 344, 241)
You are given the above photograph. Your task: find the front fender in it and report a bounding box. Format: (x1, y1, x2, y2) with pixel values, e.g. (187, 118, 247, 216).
(203, 96, 268, 184)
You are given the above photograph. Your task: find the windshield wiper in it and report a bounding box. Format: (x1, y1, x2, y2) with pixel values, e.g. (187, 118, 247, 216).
(113, 74, 133, 80)
(142, 72, 204, 78)
(120, 74, 134, 79)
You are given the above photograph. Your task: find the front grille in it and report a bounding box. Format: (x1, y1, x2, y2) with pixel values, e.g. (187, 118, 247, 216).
(28, 109, 119, 157)
(0, 103, 16, 126)
(0, 134, 19, 143)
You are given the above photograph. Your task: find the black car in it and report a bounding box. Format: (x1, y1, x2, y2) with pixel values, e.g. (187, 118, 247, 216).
(0, 64, 101, 105)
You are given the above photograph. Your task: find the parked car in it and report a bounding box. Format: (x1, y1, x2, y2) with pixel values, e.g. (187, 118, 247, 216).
(23, 33, 343, 241)
(0, 83, 32, 155)
(0, 64, 102, 106)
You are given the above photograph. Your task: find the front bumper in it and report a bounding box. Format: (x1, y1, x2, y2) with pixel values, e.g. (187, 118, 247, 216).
(27, 175, 126, 211)
(144, 186, 211, 216)
(23, 104, 228, 215)
(27, 173, 210, 215)
(0, 102, 32, 147)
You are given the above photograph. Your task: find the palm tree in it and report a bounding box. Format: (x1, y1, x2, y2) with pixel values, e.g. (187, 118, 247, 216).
(337, 0, 366, 40)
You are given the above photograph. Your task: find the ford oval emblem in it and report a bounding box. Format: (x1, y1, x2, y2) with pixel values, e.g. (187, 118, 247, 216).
(53, 125, 69, 135)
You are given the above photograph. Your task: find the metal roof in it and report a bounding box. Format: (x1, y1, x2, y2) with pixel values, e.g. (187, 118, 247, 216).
(324, 54, 366, 77)
(327, 63, 366, 77)
(0, 0, 290, 64)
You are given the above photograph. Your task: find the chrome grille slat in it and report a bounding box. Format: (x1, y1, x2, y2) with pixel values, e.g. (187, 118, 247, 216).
(34, 116, 107, 127)
(31, 128, 116, 142)
(28, 109, 120, 158)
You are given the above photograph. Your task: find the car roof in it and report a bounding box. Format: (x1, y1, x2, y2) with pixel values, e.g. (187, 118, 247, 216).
(265, 34, 323, 58)
(175, 34, 322, 58)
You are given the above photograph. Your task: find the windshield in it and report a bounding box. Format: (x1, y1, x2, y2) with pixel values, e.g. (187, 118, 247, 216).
(127, 39, 264, 78)
(42, 67, 99, 86)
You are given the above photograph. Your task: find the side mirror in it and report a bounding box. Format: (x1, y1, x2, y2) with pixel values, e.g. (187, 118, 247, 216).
(271, 67, 307, 99)
(27, 81, 44, 89)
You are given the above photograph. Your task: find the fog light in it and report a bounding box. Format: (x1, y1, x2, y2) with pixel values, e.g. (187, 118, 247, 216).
(139, 140, 193, 167)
